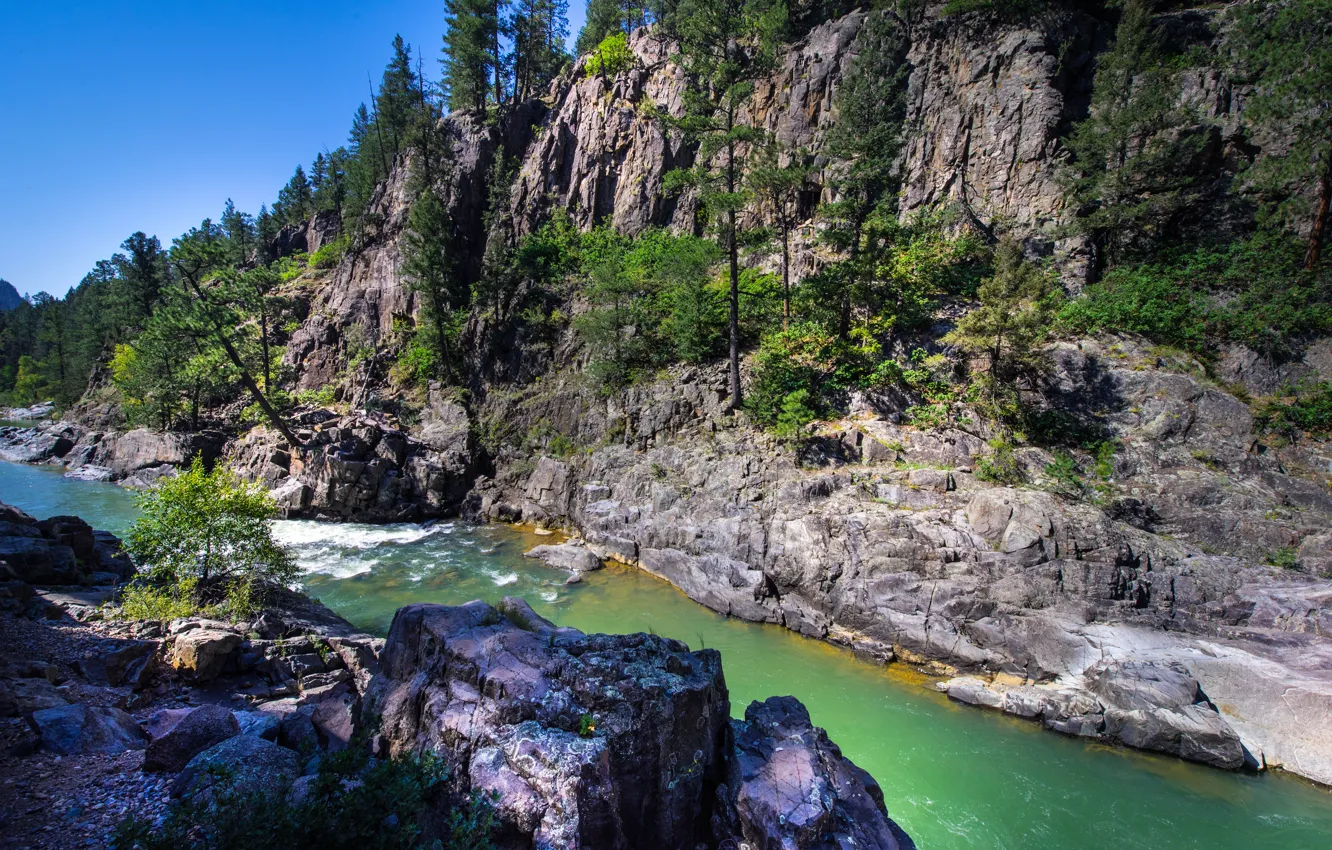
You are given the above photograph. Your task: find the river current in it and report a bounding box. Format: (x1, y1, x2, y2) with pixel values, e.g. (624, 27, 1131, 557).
(3, 458, 1331, 848)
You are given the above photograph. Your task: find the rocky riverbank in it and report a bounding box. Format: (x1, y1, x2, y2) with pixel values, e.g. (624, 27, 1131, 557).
(0, 502, 909, 848)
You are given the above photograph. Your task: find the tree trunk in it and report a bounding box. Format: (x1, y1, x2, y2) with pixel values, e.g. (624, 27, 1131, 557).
(1307, 149, 1332, 270)
(179, 272, 303, 448)
(727, 137, 742, 410)
(781, 215, 791, 328)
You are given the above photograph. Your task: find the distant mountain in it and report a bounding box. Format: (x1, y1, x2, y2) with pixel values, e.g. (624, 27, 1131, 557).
(0, 279, 22, 311)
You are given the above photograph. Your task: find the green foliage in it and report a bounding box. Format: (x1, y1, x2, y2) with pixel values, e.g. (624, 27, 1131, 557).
(573, 228, 722, 389)
(576, 0, 653, 56)
(1044, 451, 1084, 499)
(391, 329, 441, 389)
(1226, 0, 1332, 267)
(774, 389, 818, 440)
(112, 748, 495, 850)
(1063, 0, 1206, 264)
(942, 240, 1062, 421)
(1254, 382, 1332, 441)
(1267, 547, 1302, 572)
(976, 437, 1023, 485)
(578, 713, 597, 737)
(125, 458, 297, 615)
(310, 235, 350, 270)
(403, 188, 468, 380)
(1059, 232, 1331, 358)
(118, 580, 200, 622)
(584, 32, 635, 76)
(747, 323, 848, 426)
(296, 386, 337, 408)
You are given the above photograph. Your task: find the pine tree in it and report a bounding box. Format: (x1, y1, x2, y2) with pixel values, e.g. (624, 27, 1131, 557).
(377, 35, 421, 159)
(941, 240, 1061, 418)
(816, 8, 910, 339)
(575, 0, 653, 56)
(220, 199, 256, 266)
(1064, 0, 1202, 266)
(274, 166, 314, 227)
(511, 0, 570, 101)
(403, 189, 469, 377)
(443, 0, 508, 112)
(114, 232, 168, 329)
(1227, 0, 1332, 269)
(747, 144, 809, 326)
(665, 0, 787, 409)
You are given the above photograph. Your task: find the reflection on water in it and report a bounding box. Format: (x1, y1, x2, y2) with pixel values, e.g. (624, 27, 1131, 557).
(4, 459, 1332, 849)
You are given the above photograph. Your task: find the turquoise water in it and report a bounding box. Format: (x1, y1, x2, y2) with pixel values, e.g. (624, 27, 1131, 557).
(4, 458, 1332, 848)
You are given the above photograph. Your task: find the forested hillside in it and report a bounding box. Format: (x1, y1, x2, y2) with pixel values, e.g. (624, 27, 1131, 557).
(2, 0, 1328, 447)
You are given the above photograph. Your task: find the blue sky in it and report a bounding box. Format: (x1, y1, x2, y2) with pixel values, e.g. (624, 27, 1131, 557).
(0, 1, 586, 299)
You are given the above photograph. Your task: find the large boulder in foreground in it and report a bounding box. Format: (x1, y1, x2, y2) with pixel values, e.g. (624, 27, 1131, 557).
(715, 696, 913, 850)
(144, 705, 241, 773)
(366, 598, 913, 850)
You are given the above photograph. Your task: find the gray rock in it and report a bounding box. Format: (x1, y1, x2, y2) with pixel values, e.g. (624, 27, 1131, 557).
(29, 704, 147, 755)
(173, 735, 300, 799)
(0, 678, 69, 717)
(144, 705, 241, 773)
(522, 542, 604, 572)
(715, 696, 912, 850)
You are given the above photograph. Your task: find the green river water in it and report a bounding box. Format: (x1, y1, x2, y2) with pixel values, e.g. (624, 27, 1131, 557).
(4, 458, 1331, 848)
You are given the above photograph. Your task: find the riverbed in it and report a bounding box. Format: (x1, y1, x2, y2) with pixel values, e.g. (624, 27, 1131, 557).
(3, 458, 1331, 848)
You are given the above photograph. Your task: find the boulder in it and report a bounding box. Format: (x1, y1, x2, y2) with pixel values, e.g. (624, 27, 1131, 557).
(29, 704, 147, 755)
(0, 678, 69, 717)
(522, 542, 604, 573)
(714, 697, 912, 850)
(367, 600, 731, 850)
(144, 705, 242, 773)
(78, 638, 158, 690)
(171, 629, 242, 680)
(173, 735, 300, 799)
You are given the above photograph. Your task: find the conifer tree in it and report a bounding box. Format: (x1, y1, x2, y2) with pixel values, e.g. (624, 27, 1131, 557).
(942, 240, 1061, 417)
(1064, 0, 1202, 265)
(274, 166, 314, 227)
(665, 0, 787, 408)
(403, 189, 468, 377)
(443, 0, 508, 112)
(1227, 0, 1332, 269)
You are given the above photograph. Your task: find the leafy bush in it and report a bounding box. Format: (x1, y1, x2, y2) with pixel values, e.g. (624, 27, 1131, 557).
(1267, 547, 1302, 572)
(584, 32, 634, 77)
(1254, 382, 1332, 440)
(112, 747, 495, 850)
(309, 235, 350, 270)
(975, 437, 1023, 485)
(1059, 233, 1331, 358)
(124, 457, 296, 617)
(119, 580, 200, 621)
(296, 386, 337, 408)
(747, 323, 849, 426)
(1044, 451, 1084, 499)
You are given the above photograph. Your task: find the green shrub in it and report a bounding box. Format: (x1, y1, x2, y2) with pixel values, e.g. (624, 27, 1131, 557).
(112, 747, 495, 850)
(774, 389, 818, 440)
(309, 235, 350, 270)
(125, 457, 296, 616)
(584, 32, 634, 77)
(976, 437, 1023, 485)
(119, 579, 200, 621)
(1044, 451, 1084, 499)
(747, 323, 845, 427)
(1255, 382, 1332, 440)
(296, 386, 337, 408)
(1267, 547, 1302, 571)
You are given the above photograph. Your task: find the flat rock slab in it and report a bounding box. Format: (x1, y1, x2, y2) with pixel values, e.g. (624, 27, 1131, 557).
(522, 542, 604, 572)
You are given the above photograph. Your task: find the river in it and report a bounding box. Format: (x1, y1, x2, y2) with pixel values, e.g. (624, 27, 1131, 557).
(3, 458, 1331, 848)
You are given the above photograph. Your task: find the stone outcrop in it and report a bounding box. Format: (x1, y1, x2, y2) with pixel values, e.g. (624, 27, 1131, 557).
(28, 704, 147, 756)
(144, 705, 243, 773)
(367, 599, 911, 849)
(0, 500, 135, 588)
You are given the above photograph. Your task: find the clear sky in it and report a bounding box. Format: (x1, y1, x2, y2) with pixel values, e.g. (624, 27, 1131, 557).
(0, 1, 586, 299)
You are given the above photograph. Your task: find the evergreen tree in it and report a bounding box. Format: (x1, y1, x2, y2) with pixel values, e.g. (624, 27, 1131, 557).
(942, 240, 1061, 418)
(1063, 0, 1203, 266)
(274, 166, 314, 227)
(1227, 0, 1332, 269)
(665, 0, 787, 408)
(575, 0, 654, 56)
(816, 8, 910, 339)
(511, 0, 571, 100)
(220, 199, 256, 266)
(377, 35, 422, 159)
(114, 232, 168, 329)
(747, 144, 810, 326)
(443, 0, 508, 112)
(402, 188, 469, 377)
(255, 205, 279, 262)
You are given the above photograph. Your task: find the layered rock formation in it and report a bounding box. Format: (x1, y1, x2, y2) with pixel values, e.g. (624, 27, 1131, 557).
(367, 598, 912, 849)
